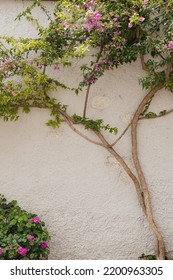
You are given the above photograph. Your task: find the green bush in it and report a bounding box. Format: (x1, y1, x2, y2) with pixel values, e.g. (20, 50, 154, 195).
(0, 194, 50, 260)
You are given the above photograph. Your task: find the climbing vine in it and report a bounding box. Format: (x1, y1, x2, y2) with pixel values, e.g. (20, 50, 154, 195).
(0, 0, 173, 259)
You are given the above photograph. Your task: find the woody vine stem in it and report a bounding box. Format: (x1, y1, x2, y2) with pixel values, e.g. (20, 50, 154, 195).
(39, 54, 170, 260)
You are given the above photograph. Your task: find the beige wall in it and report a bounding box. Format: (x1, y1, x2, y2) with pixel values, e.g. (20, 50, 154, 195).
(0, 1, 173, 259)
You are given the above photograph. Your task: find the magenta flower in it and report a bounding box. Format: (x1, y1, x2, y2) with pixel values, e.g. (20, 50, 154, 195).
(139, 17, 145, 22)
(41, 242, 48, 249)
(168, 41, 173, 50)
(0, 248, 3, 255)
(28, 235, 35, 241)
(128, 23, 133, 29)
(18, 246, 29, 255)
(33, 217, 40, 224)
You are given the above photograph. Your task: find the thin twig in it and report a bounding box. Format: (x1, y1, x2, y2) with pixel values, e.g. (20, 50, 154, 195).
(64, 117, 104, 147)
(140, 108, 173, 120)
(140, 54, 150, 73)
(111, 108, 173, 147)
(111, 122, 131, 147)
(140, 54, 157, 77)
(83, 84, 91, 119)
(12, 102, 104, 147)
(165, 57, 173, 81)
(83, 44, 104, 118)
(94, 131, 146, 213)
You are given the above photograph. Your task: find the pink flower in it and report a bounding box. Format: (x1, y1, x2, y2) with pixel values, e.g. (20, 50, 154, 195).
(128, 23, 133, 29)
(11, 92, 17, 96)
(86, 1, 96, 8)
(0, 248, 3, 255)
(18, 246, 29, 255)
(139, 17, 145, 22)
(94, 63, 103, 71)
(168, 41, 173, 50)
(85, 23, 94, 31)
(33, 217, 40, 224)
(114, 31, 121, 35)
(28, 235, 35, 241)
(85, 9, 102, 32)
(54, 66, 60, 71)
(38, 63, 43, 69)
(41, 242, 48, 249)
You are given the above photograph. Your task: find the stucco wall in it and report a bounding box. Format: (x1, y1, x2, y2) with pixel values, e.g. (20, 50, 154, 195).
(0, 0, 173, 259)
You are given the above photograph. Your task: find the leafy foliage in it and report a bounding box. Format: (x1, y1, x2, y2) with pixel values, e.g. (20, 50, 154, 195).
(139, 253, 157, 260)
(0, 0, 172, 124)
(0, 195, 50, 260)
(0, 0, 173, 260)
(73, 114, 118, 134)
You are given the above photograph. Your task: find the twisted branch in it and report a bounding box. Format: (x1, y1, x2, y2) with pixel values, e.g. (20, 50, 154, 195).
(131, 85, 165, 259)
(95, 132, 146, 213)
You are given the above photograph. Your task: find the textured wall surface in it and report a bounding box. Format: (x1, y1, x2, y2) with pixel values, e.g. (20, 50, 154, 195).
(0, 1, 173, 260)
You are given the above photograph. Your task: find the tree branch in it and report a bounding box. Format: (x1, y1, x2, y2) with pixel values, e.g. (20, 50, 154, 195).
(140, 108, 173, 120)
(83, 43, 104, 118)
(111, 107, 173, 147)
(111, 122, 131, 147)
(165, 57, 173, 81)
(131, 85, 166, 259)
(140, 54, 157, 77)
(64, 117, 105, 147)
(94, 131, 146, 213)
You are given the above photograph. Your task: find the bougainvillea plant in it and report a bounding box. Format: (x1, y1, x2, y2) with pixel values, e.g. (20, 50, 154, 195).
(0, 195, 50, 260)
(0, 0, 173, 259)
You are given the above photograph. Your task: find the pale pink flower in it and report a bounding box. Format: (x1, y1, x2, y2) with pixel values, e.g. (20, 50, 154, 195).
(128, 23, 133, 29)
(114, 31, 121, 35)
(85, 9, 102, 32)
(86, 1, 96, 8)
(139, 17, 145, 22)
(28, 235, 35, 241)
(168, 41, 173, 50)
(11, 92, 17, 96)
(38, 63, 43, 69)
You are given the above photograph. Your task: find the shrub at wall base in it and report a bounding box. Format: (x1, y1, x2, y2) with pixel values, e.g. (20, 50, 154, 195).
(0, 194, 50, 260)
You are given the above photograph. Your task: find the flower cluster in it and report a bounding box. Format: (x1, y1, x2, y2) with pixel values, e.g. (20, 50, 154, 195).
(168, 41, 173, 51)
(84, 9, 103, 32)
(0, 58, 18, 79)
(128, 13, 145, 29)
